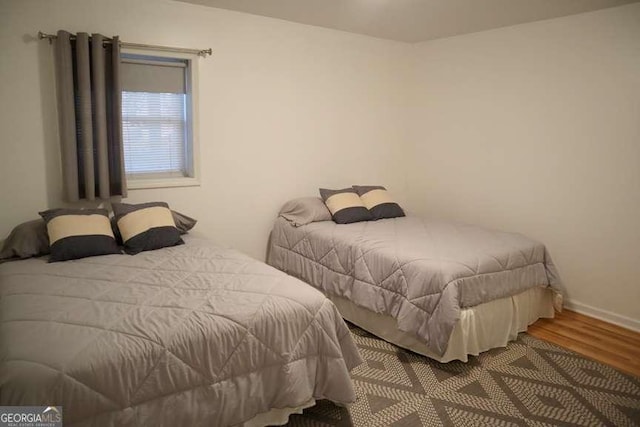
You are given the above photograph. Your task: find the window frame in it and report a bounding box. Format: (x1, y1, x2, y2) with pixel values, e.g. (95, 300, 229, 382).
(120, 48, 201, 190)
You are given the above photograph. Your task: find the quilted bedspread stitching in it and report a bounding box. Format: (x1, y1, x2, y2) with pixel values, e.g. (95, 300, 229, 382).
(268, 217, 562, 356)
(0, 238, 360, 426)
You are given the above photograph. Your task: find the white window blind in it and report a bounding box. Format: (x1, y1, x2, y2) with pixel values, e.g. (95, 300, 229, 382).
(121, 55, 191, 179)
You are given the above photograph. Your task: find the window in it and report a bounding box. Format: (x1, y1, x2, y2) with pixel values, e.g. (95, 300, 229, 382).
(120, 52, 199, 188)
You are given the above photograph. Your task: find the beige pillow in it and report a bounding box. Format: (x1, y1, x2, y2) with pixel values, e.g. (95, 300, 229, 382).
(352, 185, 405, 220)
(39, 208, 121, 262)
(319, 188, 372, 224)
(112, 202, 183, 255)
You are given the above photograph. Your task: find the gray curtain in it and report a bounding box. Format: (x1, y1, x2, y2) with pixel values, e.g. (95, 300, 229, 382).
(54, 30, 127, 202)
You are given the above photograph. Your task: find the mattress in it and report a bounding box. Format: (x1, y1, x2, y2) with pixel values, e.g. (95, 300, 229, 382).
(267, 216, 563, 356)
(0, 236, 362, 426)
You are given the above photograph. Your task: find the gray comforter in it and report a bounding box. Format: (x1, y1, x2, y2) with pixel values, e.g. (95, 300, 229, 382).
(267, 216, 563, 356)
(0, 236, 362, 426)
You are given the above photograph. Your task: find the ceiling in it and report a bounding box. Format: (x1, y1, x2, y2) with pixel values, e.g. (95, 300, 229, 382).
(176, 0, 638, 42)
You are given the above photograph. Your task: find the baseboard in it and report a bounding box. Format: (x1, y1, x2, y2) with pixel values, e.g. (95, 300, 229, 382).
(564, 299, 640, 332)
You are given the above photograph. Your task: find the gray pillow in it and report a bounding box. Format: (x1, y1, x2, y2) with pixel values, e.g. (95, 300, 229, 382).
(279, 197, 332, 227)
(172, 211, 198, 234)
(0, 209, 197, 261)
(0, 219, 50, 261)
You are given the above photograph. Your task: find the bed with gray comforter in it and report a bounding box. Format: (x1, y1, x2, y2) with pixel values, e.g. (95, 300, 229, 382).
(0, 236, 362, 426)
(267, 216, 563, 356)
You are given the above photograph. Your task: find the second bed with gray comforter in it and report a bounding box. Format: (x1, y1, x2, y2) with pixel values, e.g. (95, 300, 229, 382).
(268, 216, 563, 356)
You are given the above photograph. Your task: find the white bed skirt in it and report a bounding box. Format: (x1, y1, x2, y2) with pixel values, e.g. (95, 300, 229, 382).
(241, 398, 317, 427)
(242, 287, 555, 425)
(330, 286, 556, 363)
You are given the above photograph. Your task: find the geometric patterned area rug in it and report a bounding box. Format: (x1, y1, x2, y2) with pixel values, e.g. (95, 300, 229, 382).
(288, 324, 640, 427)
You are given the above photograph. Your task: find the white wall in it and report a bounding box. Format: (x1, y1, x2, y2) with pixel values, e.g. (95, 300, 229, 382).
(0, 0, 410, 260)
(2, 0, 639, 327)
(406, 3, 640, 326)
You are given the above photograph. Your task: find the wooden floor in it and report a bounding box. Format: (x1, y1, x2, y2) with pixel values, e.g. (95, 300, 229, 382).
(528, 309, 640, 378)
